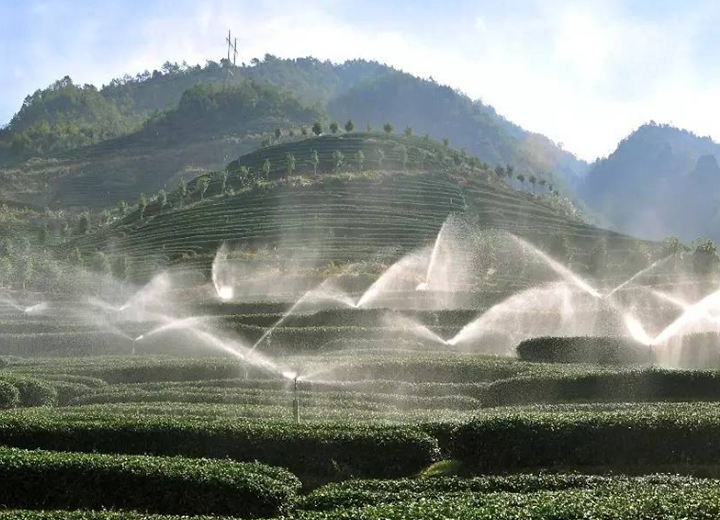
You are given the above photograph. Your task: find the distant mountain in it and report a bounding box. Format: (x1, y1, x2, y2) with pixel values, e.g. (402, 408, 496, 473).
(580, 123, 720, 242)
(329, 72, 588, 186)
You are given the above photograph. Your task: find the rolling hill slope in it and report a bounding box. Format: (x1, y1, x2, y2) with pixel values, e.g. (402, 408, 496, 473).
(67, 133, 642, 281)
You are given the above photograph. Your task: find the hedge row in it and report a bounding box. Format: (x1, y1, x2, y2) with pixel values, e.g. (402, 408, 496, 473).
(451, 403, 720, 471)
(302, 474, 704, 511)
(516, 336, 651, 365)
(0, 447, 298, 517)
(0, 412, 439, 478)
(481, 368, 720, 407)
(0, 512, 236, 520)
(295, 482, 720, 519)
(0, 375, 57, 408)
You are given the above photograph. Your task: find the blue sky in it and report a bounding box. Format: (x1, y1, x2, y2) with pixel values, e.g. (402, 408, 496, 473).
(1, 0, 720, 160)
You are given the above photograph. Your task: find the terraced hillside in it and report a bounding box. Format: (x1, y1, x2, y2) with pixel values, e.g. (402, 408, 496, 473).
(66, 133, 638, 280)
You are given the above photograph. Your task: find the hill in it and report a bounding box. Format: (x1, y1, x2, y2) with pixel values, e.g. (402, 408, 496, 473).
(0, 80, 323, 209)
(64, 133, 642, 283)
(0, 57, 585, 209)
(329, 71, 587, 186)
(580, 123, 720, 242)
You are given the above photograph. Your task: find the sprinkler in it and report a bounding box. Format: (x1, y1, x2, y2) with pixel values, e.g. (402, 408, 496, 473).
(292, 376, 300, 424)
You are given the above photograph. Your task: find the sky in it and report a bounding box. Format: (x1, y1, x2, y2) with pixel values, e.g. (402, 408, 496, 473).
(1, 0, 720, 161)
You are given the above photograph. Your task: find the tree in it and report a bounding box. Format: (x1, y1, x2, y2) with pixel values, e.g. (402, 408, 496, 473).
(355, 150, 365, 171)
(179, 180, 188, 202)
(442, 137, 449, 147)
(662, 236, 681, 258)
(376, 148, 385, 169)
(197, 178, 209, 200)
(310, 150, 319, 176)
(539, 178, 547, 190)
(419, 150, 429, 170)
(494, 165, 505, 179)
(274, 128, 282, 140)
(138, 193, 148, 217)
(506, 165, 514, 182)
(329, 122, 339, 134)
(157, 189, 167, 207)
(286, 153, 296, 176)
(262, 159, 271, 180)
(300, 126, 308, 137)
(383, 122, 393, 134)
(693, 238, 719, 275)
(78, 212, 90, 235)
(366, 122, 372, 132)
(239, 166, 252, 186)
(516, 174, 525, 189)
(344, 119, 354, 133)
(404, 126, 413, 137)
(397, 145, 408, 171)
(118, 200, 128, 217)
(332, 150, 344, 172)
(312, 122, 322, 136)
(218, 170, 228, 194)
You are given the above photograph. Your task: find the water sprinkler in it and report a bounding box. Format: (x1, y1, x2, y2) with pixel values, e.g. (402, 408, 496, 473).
(292, 376, 300, 424)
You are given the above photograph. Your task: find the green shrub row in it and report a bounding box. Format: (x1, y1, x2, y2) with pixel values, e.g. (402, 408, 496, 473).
(481, 368, 720, 407)
(451, 402, 720, 471)
(0, 447, 298, 517)
(0, 512, 235, 520)
(302, 474, 702, 511)
(295, 482, 720, 519)
(0, 375, 57, 408)
(0, 412, 439, 478)
(516, 336, 651, 365)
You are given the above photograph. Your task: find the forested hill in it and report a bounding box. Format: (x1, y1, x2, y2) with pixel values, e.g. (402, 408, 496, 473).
(0, 56, 586, 204)
(580, 123, 720, 243)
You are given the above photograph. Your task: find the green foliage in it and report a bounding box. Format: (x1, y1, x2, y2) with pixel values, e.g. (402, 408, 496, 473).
(383, 122, 394, 134)
(404, 125, 413, 137)
(0, 381, 20, 409)
(0, 447, 299, 517)
(332, 150, 345, 172)
(263, 158, 271, 179)
(77, 212, 90, 235)
(516, 336, 649, 366)
(0, 411, 439, 478)
(344, 119, 354, 133)
(693, 237, 719, 274)
(452, 402, 720, 471)
(156, 189, 167, 207)
(312, 122, 323, 136)
(286, 153, 296, 176)
(329, 122, 339, 134)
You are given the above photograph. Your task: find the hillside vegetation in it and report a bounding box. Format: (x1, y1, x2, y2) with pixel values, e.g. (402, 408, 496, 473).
(63, 133, 634, 281)
(0, 56, 585, 209)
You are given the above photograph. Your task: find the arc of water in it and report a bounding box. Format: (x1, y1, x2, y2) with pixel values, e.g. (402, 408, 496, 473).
(248, 280, 356, 355)
(509, 234, 602, 299)
(135, 316, 212, 341)
(651, 288, 720, 346)
(605, 255, 672, 299)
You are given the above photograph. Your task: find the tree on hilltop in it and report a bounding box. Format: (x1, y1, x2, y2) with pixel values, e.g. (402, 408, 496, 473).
(312, 122, 322, 136)
(345, 119, 354, 133)
(383, 122, 393, 134)
(404, 126, 413, 137)
(355, 150, 365, 172)
(286, 153, 296, 176)
(310, 150, 319, 176)
(262, 159, 271, 180)
(376, 148, 385, 169)
(329, 122, 339, 135)
(332, 150, 344, 172)
(197, 179, 209, 200)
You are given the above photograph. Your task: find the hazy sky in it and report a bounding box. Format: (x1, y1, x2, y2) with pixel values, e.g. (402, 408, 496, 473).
(2, 0, 720, 161)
